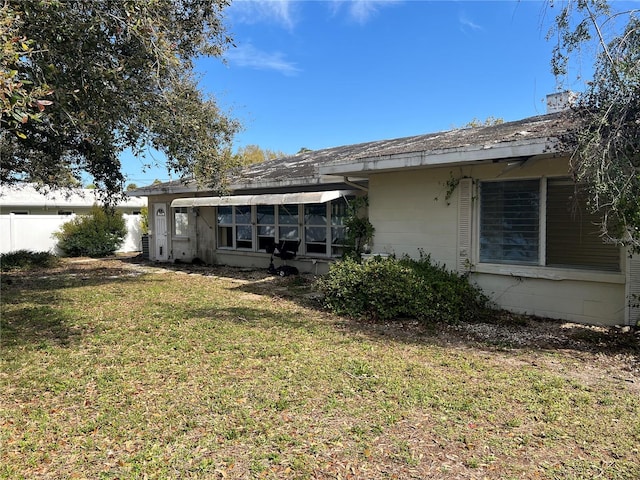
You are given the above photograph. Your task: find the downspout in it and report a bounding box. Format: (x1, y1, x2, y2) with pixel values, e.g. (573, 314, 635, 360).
(343, 177, 368, 192)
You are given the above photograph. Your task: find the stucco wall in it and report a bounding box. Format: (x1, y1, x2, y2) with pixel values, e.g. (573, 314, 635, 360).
(369, 168, 460, 269)
(367, 159, 627, 326)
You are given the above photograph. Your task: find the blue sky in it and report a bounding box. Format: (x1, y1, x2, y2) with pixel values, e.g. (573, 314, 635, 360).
(122, 0, 597, 186)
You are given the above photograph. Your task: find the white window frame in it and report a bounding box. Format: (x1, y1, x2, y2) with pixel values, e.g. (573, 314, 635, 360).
(214, 197, 351, 258)
(216, 206, 234, 249)
(472, 176, 624, 283)
(173, 207, 189, 237)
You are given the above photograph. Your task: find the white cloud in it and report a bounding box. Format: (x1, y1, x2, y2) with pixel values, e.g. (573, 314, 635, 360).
(229, 0, 296, 29)
(225, 43, 301, 76)
(330, 0, 402, 24)
(459, 13, 483, 32)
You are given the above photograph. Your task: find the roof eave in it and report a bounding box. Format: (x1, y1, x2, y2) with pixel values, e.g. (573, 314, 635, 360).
(319, 137, 567, 176)
(227, 175, 345, 192)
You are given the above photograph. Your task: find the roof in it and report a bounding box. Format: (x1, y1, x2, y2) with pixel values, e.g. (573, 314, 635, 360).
(0, 184, 147, 209)
(130, 111, 575, 197)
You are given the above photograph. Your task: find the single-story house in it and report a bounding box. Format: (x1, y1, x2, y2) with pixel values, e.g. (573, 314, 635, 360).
(0, 184, 147, 254)
(129, 96, 639, 327)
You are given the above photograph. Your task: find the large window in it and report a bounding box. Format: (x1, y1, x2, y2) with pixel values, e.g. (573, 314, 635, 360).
(215, 197, 352, 257)
(174, 207, 189, 237)
(479, 178, 619, 271)
(545, 179, 619, 271)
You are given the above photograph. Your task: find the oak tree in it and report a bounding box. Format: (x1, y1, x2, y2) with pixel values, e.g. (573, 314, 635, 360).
(1, 0, 240, 200)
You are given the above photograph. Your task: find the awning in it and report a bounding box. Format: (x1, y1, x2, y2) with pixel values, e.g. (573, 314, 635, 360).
(170, 190, 355, 208)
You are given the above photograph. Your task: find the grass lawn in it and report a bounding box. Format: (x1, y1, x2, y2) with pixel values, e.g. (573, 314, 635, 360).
(1, 256, 639, 479)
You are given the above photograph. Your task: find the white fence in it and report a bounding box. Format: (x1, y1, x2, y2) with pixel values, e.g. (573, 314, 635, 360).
(0, 214, 143, 254)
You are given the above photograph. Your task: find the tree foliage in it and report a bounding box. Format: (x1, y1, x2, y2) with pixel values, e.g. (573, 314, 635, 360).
(235, 144, 288, 165)
(1, 0, 239, 200)
(549, 0, 640, 252)
(53, 205, 127, 257)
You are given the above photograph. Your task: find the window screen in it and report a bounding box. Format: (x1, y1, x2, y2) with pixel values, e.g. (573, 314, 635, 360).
(480, 180, 540, 265)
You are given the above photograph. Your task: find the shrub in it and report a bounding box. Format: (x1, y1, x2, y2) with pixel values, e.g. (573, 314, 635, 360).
(0, 250, 60, 272)
(53, 205, 127, 257)
(317, 253, 491, 323)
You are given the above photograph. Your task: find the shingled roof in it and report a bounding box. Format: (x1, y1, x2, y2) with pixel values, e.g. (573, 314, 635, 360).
(131, 111, 575, 196)
(234, 111, 575, 186)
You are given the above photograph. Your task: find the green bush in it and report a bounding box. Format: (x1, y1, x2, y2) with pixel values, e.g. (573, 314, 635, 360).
(0, 250, 60, 272)
(317, 253, 491, 323)
(53, 205, 127, 257)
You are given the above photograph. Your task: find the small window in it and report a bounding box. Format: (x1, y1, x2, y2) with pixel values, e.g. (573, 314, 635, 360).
(278, 205, 299, 241)
(58, 210, 74, 216)
(217, 206, 233, 248)
(174, 207, 189, 236)
(257, 205, 275, 251)
(304, 204, 327, 255)
(235, 206, 252, 249)
(331, 196, 350, 256)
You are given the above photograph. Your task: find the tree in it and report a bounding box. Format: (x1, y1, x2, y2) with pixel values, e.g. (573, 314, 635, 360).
(235, 144, 288, 165)
(548, 1, 639, 252)
(1, 0, 240, 200)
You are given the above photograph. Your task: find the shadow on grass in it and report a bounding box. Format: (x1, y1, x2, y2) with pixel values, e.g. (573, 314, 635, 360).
(1, 304, 83, 349)
(1, 259, 161, 349)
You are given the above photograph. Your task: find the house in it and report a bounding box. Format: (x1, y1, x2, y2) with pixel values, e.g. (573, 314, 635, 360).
(0, 184, 147, 254)
(129, 98, 639, 327)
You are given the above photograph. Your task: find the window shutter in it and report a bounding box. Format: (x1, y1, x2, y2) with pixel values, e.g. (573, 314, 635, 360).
(626, 254, 640, 326)
(457, 178, 473, 273)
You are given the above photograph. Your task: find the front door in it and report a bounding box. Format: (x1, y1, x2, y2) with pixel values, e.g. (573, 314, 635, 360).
(154, 203, 168, 261)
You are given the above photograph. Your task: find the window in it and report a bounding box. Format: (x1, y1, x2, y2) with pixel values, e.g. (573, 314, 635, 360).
(545, 179, 619, 271)
(257, 205, 275, 251)
(235, 206, 252, 249)
(331, 197, 349, 256)
(480, 180, 539, 265)
(214, 197, 353, 257)
(479, 178, 619, 271)
(305, 204, 327, 255)
(278, 205, 299, 241)
(58, 210, 74, 216)
(174, 207, 189, 236)
(217, 206, 233, 248)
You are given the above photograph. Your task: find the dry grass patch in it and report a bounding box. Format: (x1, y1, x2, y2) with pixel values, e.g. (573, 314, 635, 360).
(1, 256, 639, 479)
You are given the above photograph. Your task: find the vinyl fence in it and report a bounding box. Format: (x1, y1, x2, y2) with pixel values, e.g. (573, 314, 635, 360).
(0, 213, 143, 254)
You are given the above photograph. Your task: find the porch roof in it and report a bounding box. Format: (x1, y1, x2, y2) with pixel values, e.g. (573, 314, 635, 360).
(170, 190, 356, 208)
